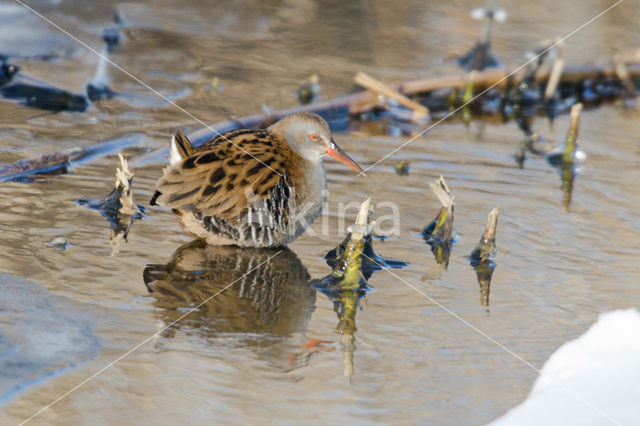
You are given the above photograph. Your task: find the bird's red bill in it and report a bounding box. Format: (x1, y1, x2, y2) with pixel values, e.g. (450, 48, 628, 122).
(325, 142, 365, 174)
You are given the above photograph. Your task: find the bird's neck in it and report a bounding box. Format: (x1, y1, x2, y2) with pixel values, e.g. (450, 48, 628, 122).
(285, 150, 326, 194)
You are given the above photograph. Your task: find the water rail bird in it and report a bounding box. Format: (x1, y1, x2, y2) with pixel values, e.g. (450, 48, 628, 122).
(151, 112, 364, 247)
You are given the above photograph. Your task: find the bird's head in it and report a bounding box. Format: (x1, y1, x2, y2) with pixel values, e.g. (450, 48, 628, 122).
(270, 112, 364, 174)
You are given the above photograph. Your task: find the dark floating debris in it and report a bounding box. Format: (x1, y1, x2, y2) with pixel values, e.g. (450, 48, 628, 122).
(311, 199, 407, 378)
(457, 41, 502, 73)
(0, 54, 87, 111)
(457, 0, 505, 71)
(0, 59, 90, 111)
(101, 27, 121, 53)
(86, 82, 116, 102)
(0, 134, 144, 182)
(469, 206, 499, 307)
(0, 83, 88, 112)
(296, 74, 321, 105)
(0, 61, 20, 87)
(77, 154, 144, 254)
(422, 176, 455, 268)
(101, 8, 128, 53)
(394, 159, 410, 176)
(546, 103, 584, 211)
(0, 11, 123, 111)
(0, 151, 72, 183)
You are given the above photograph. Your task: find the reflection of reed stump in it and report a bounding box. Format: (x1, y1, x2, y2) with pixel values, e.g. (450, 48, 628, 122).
(312, 199, 407, 379)
(469, 207, 499, 308)
(560, 164, 575, 213)
(312, 200, 371, 380)
(474, 262, 495, 307)
(143, 240, 315, 339)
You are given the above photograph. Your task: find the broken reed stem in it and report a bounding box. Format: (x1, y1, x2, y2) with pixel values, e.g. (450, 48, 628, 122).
(114, 153, 142, 216)
(115, 153, 133, 187)
(614, 52, 638, 96)
(562, 103, 582, 164)
(354, 72, 430, 119)
(470, 206, 499, 261)
(424, 176, 455, 256)
(544, 40, 565, 101)
(614, 49, 640, 65)
(481, 207, 499, 243)
(428, 175, 454, 237)
(339, 198, 372, 289)
(429, 176, 454, 210)
(349, 197, 372, 241)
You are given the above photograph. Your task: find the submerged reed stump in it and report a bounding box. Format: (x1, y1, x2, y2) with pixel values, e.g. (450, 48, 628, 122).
(423, 176, 455, 268)
(547, 103, 584, 212)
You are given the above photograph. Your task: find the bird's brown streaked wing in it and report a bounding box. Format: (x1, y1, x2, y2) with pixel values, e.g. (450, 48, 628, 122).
(154, 133, 288, 219)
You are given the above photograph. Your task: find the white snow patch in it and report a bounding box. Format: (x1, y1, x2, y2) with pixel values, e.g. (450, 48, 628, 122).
(491, 309, 640, 426)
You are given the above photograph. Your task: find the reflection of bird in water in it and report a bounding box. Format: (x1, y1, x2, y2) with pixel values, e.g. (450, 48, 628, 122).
(150, 113, 364, 247)
(143, 240, 324, 370)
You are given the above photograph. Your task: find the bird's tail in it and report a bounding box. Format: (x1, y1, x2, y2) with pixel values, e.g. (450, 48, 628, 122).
(169, 129, 195, 166)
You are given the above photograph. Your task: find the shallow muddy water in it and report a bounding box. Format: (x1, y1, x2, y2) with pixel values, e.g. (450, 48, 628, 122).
(1, 0, 640, 424)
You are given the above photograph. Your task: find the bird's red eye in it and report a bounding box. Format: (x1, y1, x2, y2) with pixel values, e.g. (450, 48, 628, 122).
(310, 133, 319, 142)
